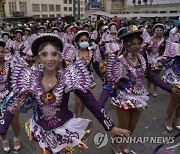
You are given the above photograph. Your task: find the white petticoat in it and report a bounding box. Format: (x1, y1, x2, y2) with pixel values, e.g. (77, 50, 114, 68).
(29, 117, 90, 153)
(112, 90, 149, 110)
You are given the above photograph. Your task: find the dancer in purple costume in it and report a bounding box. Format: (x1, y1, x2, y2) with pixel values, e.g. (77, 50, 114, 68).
(62, 30, 102, 118)
(0, 40, 21, 153)
(102, 25, 180, 154)
(0, 33, 130, 154)
(144, 23, 166, 96)
(157, 41, 180, 131)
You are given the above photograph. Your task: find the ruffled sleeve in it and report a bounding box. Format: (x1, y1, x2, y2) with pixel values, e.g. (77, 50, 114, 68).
(62, 44, 76, 66)
(11, 63, 36, 94)
(0, 64, 35, 134)
(106, 56, 127, 83)
(64, 59, 92, 93)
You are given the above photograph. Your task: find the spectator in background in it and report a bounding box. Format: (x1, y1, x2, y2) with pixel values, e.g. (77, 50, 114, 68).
(112, 16, 120, 27)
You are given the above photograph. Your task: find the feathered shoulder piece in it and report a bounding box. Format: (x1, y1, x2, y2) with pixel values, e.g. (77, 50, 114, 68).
(62, 44, 76, 63)
(165, 41, 180, 58)
(11, 63, 37, 94)
(64, 59, 92, 93)
(106, 55, 127, 83)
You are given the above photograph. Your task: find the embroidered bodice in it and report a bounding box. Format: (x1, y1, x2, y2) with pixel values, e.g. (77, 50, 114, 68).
(0, 61, 11, 102)
(62, 43, 101, 67)
(5, 60, 113, 131)
(148, 36, 165, 57)
(162, 41, 180, 75)
(8, 40, 25, 53)
(106, 54, 147, 95)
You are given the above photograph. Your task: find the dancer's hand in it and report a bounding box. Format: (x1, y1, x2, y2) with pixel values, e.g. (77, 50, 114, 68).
(171, 88, 180, 95)
(111, 127, 131, 137)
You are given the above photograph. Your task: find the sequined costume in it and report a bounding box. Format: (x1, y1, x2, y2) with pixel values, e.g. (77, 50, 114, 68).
(5, 39, 29, 67)
(62, 33, 73, 44)
(145, 36, 166, 70)
(101, 53, 172, 110)
(0, 61, 12, 109)
(62, 43, 102, 87)
(162, 41, 180, 89)
(0, 60, 114, 153)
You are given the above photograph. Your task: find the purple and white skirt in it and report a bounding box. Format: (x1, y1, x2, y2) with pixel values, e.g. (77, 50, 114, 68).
(162, 69, 180, 89)
(29, 117, 92, 153)
(111, 90, 149, 110)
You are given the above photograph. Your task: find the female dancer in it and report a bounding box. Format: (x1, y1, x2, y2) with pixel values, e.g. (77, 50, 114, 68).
(63, 24, 73, 44)
(1, 32, 11, 44)
(62, 30, 102, 118)
(1, 32, 12, 60)
(103, 25, 180, 154)
(159, 41, 180, 131)
(51, 27, 60, 36)
(0, 40, 21, 152)
(23, 28, 32, 41)
(0, 33, 130, 154)
(101, 23, 119, 43)
(145, 23, 166, 96)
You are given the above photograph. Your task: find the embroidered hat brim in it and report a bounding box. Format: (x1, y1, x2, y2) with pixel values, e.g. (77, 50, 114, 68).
(152, 23, 165, 32)
(14, 29, 24, 36)
(31, 33, 63, 57)
(51, 27, 60, 33)
(119, 30, 143, 40)
(74, 30, 90, 43)
(24, 28, 32, 32)
(118, 25, 143, 40)
(1, 32, 10, 38)
(108, 22, 118, 29)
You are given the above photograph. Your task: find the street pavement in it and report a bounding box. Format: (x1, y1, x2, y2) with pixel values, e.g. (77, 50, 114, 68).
(0, 73, 179, 154)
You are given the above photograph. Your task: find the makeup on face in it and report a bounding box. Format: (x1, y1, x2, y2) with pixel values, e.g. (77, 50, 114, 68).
(39, 44, 61, 71)
(39, 51, 60, 60)
(154, 27, 164, 36)
(53, 30, 59, 35)
(126, 38, 142, 54)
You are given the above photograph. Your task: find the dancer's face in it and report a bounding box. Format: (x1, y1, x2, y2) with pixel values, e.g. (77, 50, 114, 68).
(126, 38, 142, 55)
(2, 35, 9, 42)
(38, 44, 61, 71)
(154, 27, 163, 37)
(15, 33, 22, 41)
(0, 47, 5, 62)
(52, 30, 59, 35)
(38, 29, 45, 34)
(78, 35, 89, 43)
(24, 30, 30, 36)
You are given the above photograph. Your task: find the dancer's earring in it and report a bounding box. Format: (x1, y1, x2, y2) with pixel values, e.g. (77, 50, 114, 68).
(38, 64, 44, 72)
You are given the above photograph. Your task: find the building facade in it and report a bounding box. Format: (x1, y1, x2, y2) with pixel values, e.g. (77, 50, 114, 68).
(86, 0, 180, 14)
(4, 0, 86, 18)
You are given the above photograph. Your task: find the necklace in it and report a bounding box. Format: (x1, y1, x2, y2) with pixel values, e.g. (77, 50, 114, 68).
(128, 58, 138, 67)
(48, 83, 52, 89)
